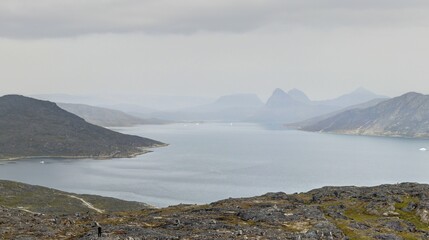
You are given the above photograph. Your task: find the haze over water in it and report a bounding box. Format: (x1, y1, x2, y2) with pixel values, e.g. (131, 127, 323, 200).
(0, 123, 428, 207)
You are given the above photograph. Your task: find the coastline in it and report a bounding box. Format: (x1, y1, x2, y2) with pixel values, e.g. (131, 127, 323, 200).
(301, 129, 429, 140)
(0, 143, 168, 161)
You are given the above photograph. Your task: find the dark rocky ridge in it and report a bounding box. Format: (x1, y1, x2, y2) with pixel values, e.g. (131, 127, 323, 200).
(3, 180, 429, 239)
(0, 95, 164, 160)
(301, 92, 429, 138)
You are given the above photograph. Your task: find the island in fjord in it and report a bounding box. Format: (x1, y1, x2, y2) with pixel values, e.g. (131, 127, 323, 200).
(0, 95, 165, 160)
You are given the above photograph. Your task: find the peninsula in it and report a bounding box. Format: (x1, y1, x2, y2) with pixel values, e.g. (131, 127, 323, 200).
(0, 95, 165, 160)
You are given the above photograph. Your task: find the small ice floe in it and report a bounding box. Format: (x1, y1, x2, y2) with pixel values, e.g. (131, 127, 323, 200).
(419, 148, 427, 151)
(40, 161, 45, 164)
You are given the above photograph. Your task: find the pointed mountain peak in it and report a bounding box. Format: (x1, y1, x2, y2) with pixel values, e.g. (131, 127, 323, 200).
(288, 88, 311, 103)
(272, 88, 287, 96)
(266, 88, 299, 108)
(288, 88, 305, 94)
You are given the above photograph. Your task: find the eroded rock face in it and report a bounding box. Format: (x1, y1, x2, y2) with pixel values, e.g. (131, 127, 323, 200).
(3, 182, 429, 239)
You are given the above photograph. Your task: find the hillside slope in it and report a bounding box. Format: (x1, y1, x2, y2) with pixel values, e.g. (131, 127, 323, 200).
(0, 180, 151, 214)
(302, 92, 429, 138)
(0, 95, 164, 160)
(58, 103, 169, 127)
(289, 98, 388, 129)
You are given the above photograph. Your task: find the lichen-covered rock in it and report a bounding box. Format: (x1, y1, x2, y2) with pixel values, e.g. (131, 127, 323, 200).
(3, 182, 429, 239)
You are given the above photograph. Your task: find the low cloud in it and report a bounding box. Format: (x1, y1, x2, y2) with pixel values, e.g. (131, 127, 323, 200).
(1, 0, 428, 38)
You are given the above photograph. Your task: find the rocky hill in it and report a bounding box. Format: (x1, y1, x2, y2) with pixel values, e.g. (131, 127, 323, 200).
(0, 95, 164, 160)
(2, 180, 429, 239)
(289, 98, 388, 129)
(301, 92, 429, 138)
(58, 103, 169, 127)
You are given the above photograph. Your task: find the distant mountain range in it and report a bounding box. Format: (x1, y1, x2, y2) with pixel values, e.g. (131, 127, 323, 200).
(249, 88, 387, 124)
(58, 103, 170, 127)
(317, 87, 388, 108)
(149, 88, 386, 123)
(0, 95, 164, 160)
(248, 88, 338, 123)
(32, 94, 214, 112)
(32, 88, 387, 124)
(301, 92, 429, 138)
(155, 94, 264, 121)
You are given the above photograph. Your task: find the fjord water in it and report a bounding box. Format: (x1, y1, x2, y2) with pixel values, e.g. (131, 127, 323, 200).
(0, 123, 428, 207)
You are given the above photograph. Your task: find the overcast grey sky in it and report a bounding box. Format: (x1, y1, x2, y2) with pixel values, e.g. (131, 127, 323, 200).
(1, 0, 429, 100)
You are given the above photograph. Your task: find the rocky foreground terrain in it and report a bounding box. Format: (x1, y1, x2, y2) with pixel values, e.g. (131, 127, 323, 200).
(3, 181, 429, 239)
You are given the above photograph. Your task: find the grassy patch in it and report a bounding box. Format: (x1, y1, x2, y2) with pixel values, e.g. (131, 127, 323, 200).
(216, 214, 257, 227)
(394, 196, 429, 231)
(334, 220, 373, 240)
(343, 202, 379, 222)
(320, 200, 384, 239)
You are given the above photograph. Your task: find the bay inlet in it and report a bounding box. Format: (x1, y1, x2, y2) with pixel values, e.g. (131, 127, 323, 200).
(0, 123, 428, 207)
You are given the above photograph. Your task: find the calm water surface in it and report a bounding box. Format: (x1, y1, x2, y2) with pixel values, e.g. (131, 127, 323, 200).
(0, 123, 428, 207)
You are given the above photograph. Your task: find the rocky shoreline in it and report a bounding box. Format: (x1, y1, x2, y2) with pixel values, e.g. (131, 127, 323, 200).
(0, 144, 167, 161)
(2, 181, 429, 239)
